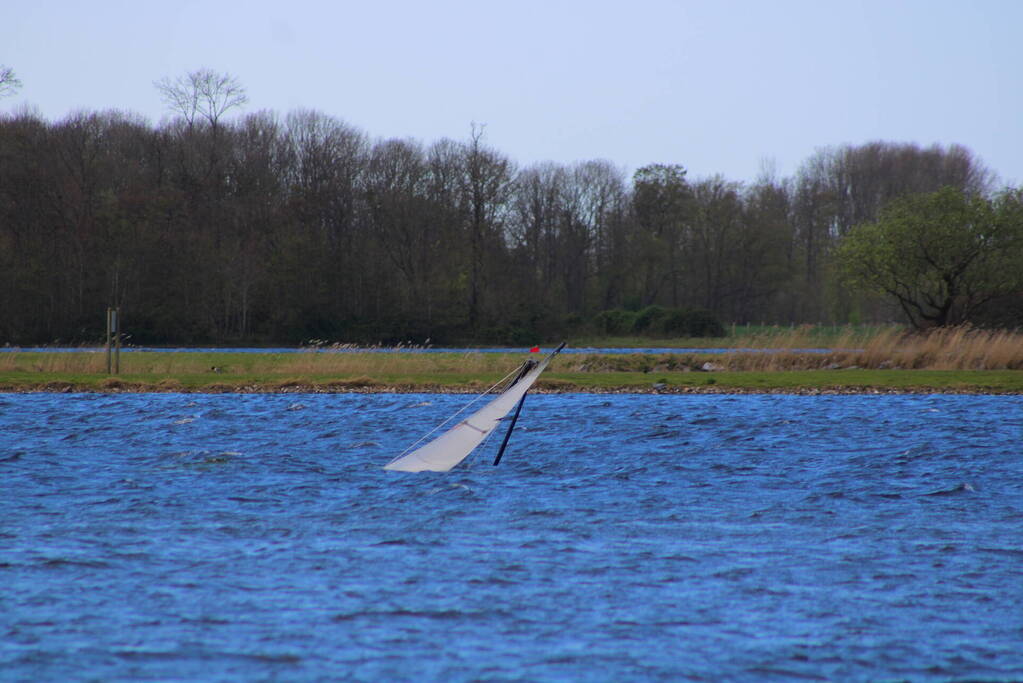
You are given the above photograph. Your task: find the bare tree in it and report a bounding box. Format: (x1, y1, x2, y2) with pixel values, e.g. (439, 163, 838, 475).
(0, 65, 22, 98)
(154, 68, 248, 128)
(632, 163, 692, 306)
(461, 123, 514, 330)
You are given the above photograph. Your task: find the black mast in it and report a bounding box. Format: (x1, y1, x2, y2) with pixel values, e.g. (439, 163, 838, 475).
(493, 342, 566, 466)
(493, 392, 528, 466)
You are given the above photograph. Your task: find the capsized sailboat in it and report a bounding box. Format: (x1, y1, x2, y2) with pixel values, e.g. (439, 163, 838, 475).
(383, 343, 566, 472)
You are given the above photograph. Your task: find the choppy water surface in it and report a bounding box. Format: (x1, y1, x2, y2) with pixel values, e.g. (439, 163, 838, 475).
(2, 392, 1022, 681)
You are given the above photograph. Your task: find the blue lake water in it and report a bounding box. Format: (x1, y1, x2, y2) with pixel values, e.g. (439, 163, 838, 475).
(2, 392, 1022, 681)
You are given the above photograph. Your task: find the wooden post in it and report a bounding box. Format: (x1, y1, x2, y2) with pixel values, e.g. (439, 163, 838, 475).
(113, 307, 121, 375)
(105, 308, 112, 374)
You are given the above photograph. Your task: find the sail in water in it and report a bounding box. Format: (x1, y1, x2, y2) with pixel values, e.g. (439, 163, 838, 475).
(384, 343, 566, 472)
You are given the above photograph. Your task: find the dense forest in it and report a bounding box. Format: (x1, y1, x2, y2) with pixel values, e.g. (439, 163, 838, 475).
(0, 71, 1017, 345)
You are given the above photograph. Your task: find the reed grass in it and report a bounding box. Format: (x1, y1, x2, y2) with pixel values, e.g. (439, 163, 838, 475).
(0, 326, 1020, 393)
(555, 325, 1023, 373)
(569, 323, 901, 349)
(721, 326, 1023, 371)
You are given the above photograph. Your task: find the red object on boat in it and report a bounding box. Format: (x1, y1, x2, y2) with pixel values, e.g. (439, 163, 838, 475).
(530, 346, 540, 353)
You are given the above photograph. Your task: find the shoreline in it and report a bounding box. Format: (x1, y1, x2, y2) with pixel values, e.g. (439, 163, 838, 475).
(3, 350, 1022, 395)
(2, 381, 1019, 396)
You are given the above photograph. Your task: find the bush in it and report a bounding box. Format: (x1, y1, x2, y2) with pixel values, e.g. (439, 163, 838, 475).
(562, 312, 586, 332)
(592, 306, 725, 338)
(662, 308, 726, 338)
(632, 305, 669, 334)
(593, 309, 637, 335)
(480, 325, 537, 346)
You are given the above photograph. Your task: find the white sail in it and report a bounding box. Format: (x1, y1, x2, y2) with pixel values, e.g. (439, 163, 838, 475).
(384, 345, 563, 472)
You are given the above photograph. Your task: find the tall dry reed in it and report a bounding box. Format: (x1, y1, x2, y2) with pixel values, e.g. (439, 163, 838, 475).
(572, 326, 1023, 372)
(861, 326, 1023, 370)
(724, 325, 1023, 371)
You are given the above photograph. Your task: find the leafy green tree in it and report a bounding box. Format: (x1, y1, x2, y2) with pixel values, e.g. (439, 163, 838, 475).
(837, 187, 1023, 328)
(791, 142, 992, 321)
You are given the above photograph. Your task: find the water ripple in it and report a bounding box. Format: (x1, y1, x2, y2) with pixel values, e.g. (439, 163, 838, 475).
(1, 392, 1022, 680)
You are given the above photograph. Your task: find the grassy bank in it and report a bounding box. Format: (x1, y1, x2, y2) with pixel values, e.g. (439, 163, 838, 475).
(1, 328, 1022, 394)
(1, 366, 1019, 394)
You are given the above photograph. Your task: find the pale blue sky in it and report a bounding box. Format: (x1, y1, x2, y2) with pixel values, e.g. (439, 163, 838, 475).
(4, 0, 1022, 185)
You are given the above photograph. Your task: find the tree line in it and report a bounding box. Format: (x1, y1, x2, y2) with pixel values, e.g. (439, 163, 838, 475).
(0, 69, 1018, 345)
